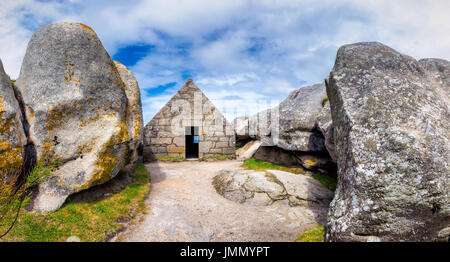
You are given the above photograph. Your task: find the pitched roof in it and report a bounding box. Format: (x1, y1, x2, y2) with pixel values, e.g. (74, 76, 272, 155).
(148, 79, 231, 127)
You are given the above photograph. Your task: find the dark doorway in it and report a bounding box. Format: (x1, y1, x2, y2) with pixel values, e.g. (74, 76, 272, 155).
(185, 126, 199, 159)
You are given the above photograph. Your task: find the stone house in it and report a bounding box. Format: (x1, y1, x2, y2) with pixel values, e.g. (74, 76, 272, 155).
(143, 79, 235, 160)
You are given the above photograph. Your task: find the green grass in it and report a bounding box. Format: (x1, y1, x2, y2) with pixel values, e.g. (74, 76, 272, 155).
(235, 140, 248, 150)
(199, 155, 235, 162)
(8, 75, 15, 85)
(0, 162, 150, 242)
(296, 226, 325, 242)
(312, 173, 337, 191)
(242, 159, 337, 191)
(241, 158, 303, 174)
(322, 97, 329, 107)
(155, 156, 186, 162)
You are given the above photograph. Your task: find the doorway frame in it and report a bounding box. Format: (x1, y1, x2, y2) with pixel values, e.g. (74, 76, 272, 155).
(185, 126, 199, 159)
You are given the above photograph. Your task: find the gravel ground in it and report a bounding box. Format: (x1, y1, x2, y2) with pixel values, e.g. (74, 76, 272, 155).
(113, 160, 328, 242)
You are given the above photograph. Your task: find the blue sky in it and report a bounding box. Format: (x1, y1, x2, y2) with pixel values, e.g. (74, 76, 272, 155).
(1, 0, 449, 123)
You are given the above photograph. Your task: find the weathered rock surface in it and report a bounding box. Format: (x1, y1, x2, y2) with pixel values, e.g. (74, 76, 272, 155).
(253, 146, 336, 174)
(15, 23, 134, 213)
(273, 83, 328, 152)
(114, 61, 144, 162)
(233, 116, 249, 140)
(232, 83, 335, 174)
(326, 42, 450, 242)
(248, 108, 272, 140)
(0, 59, 26, 172)
(234, 83, 328, 153)
(213, 169, 333, 207)
(419, 58, 450, 88)
(316, 100, 336, 162)
(253, 146, 301, 167)
(235, 140, 262, 160)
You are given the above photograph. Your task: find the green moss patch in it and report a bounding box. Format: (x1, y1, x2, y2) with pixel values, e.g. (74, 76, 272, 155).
(0, 162, 150, 242)
(242, 158, 303, 174)
(155, 156, 186, 162)
(321, 97, 329, 107)
(296, 226, 325, 242)
(312, 173, 337, 191)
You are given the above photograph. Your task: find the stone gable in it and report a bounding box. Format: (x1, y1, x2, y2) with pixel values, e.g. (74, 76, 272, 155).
(143, 79, 235, 160)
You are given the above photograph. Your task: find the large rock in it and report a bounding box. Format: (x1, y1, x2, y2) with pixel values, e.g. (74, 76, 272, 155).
(326, 42, 450, 242)
(274, 83, 327, 152)
(239, 83, 328, 153)
(15, 23, 134, 213)
(247, 108, 272, 140)
(213, 169, 333, 207)
(231, 83, 335, 173)
(316, 99, 336, 162)
(0, 59, 26, 172)
(114, 61, 144, 162)
(253, 146, 336, 174)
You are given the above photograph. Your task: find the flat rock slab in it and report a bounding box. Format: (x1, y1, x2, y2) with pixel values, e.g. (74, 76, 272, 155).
(214, 168, 334, 207)
(235, 140, 262, 160)
(114, 160, 328, 242)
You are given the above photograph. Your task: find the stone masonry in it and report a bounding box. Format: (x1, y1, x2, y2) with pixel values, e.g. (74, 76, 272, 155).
(143, 79, 235, 160)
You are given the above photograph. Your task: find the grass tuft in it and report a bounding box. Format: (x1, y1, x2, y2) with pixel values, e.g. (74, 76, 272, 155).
(155, 156, 186, 162)
(321, 97, 329, 107)
(296, 226, 325, 242)
(242, 158, 303, 174)
(312, 173, 337, 191)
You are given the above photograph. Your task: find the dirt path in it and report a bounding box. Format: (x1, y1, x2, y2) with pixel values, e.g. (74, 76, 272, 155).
(114, 160, 327, 242)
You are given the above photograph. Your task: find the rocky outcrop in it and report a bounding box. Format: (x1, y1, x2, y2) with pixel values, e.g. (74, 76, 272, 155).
(114, 61, 144, 163)
(15, 22, 139, 213)
(316, 100, 336, 162)
(213, 169, 333, 207)
(248, 109, 272, 140)
(253, 146, 336, 174)
(419, 58, 450, 88)
(275, 83, 327, 152)
(0, 59, 26, 172)
(325, 42, 450, 242)
(239, 83, 328, 153)
(233, 83, 335, 172)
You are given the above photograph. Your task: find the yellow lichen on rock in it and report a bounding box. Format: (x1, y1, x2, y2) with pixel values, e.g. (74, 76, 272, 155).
(113, 60, 144, 163)
(304, 158, 317, 168)
(0, 97, 24, 171)
(79, 120, 130, 191)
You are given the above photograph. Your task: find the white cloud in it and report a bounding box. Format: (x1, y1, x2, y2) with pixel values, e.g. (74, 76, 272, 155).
(0, 0, 449, 124)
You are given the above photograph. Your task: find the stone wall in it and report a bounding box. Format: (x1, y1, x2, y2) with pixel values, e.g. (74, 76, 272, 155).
(143, 79, 235, 160)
